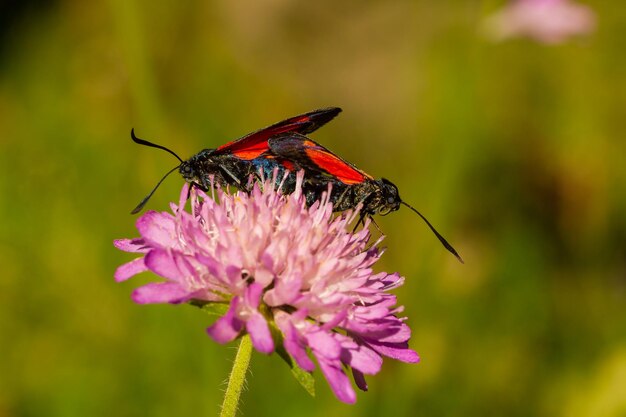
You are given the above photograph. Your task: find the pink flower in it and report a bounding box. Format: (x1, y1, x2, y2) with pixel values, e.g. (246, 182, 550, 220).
(114, 173, 419, 403)
(483, 0, 596, 44)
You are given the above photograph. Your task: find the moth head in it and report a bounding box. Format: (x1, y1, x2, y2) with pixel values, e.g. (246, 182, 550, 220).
(377, 178, 401, 215)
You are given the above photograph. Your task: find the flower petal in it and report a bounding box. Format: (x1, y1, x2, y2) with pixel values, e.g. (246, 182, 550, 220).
(341, 343, 382, 375)
(131, 282, 193, 304)
(206, 298, 244, 344)
(318, 359, 356, 404)
(275, 311, 315, 371)
(308, 330, 341, 359)
(114, 257, 147, 282)
(178, 182, 189, 212)
(246, 312, 274, 354)
(113, 238, 148, 253)
(366, 340, 420, 363)
(244, 282, 264, 309)
(136, 211, 178, 248)
(144, 250, 184, 281)
(263, 273, 302, 306)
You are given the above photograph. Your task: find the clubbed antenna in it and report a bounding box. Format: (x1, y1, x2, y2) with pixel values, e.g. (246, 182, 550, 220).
(401, 201, 464, 263)
(129, 129, 183, 214)
(131, 128, 183, 163)
(130, 166, 180, 214)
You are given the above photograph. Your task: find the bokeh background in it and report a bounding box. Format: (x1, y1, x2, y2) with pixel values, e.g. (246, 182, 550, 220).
(1, 1, 625, 416)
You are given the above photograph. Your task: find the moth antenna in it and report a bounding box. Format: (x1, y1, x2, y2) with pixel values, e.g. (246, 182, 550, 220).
(401, 201, 464, 264)
(131, 165, 180, 214)
(131, 128, 183, 163)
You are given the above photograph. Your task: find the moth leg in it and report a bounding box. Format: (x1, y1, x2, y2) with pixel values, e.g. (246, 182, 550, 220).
(352, 212, 367, 233)
(334, 186, 351, 209)
(351, 191, 375, 232)
(362, 216, 385, 250)
(219, 165, 243, 188)
(186, 184, 193, 201)
(369, 217, 383, 235)
(187, 181, 206, 196)
(251, 170, 265, 191)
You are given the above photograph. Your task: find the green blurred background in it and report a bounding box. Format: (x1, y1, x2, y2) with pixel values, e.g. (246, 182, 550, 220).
(1, 1, 625, 416)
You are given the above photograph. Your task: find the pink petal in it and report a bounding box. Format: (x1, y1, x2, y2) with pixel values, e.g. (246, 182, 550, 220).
(246, 312, 274, 354)
(366, 340, 420, 363)
(196, 253, 222, 278)
(113, 238, 148, 253)
(275, 311, 315, 371)
(263, 273, 302, 306)
(341, 343, 382, 375)
(224, 265, 243, 285)
(114, 257, 147, 282)
(136, 211, 177, 248)
(144, 250, 184, 281)
(178, 183, 189, 211)
(320, 310, 347, 331)
(131, 282, 193, 304)
(206, 299, 244, 344)
(377, 322, 412, 344)
(244, 282, 264, 309)
(308, 330, 341, 359)
(318, 359, 356, 404)
(252, 267, 274, 287)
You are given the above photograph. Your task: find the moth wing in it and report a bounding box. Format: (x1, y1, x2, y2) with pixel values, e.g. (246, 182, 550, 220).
(215, 107, 342, 160)
(268, 133, 371, 185)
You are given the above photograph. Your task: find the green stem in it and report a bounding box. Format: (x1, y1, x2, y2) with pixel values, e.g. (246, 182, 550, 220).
(220, 335, 253, 417)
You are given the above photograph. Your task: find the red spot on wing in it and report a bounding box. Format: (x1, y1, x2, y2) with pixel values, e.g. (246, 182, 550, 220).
(263, 153, 296, 171)
(230, 145, 269, 160)
(281, 160, 296, 171)
(304, 148, 370, 185)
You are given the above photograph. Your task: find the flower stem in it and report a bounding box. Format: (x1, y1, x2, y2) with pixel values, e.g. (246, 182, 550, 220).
(220, 335, 253, 417)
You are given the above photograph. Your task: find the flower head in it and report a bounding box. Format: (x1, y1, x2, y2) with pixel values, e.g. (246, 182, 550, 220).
(114, 172, 418, 403)
(483, 0, 595, 44)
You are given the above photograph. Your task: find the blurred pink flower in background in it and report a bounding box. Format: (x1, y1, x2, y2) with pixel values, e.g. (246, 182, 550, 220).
(483, 0, 596, 44)
(114, 173, 419, 403)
